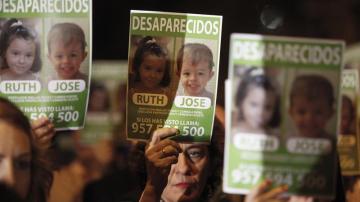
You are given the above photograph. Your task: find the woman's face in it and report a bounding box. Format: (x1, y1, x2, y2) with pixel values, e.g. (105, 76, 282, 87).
(0, 121, 31, 199)
(161, 143, 210, 202)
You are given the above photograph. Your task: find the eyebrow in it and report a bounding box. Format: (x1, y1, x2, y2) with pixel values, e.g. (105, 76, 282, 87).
(185, 144, 208, 150)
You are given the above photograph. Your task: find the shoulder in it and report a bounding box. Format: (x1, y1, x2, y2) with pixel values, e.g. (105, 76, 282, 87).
(231, 126, 245, 134)
(0, 69, 11, 80)
(27, 73, 39, 80)
(176, 89, 185, 96)
(76, 72, 88, 81)
(161, 87, 173, 96)
(202, 90, 214, 100)
(129, 86, 141, 95)
(266, 127, 280, 136)
(47, 73, 58, 82)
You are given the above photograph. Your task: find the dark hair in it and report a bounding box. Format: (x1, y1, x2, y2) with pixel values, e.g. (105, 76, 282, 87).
(342, 95, 354, 118)
(0, 97, 32, 136)
(176, 43, 214, 76)
(341, 95, 355, 134)
(235, 68, 281, 128)
(132, 36, 171, 87)
(198, 115, 224, 201)
(290, 74, 334, 107)
(0, 183, 23, 202)
(0, 18, 41, 73)
(0, 97, 52, 202)
(343, 176, 360, 193)
(47, 22, 87, 52)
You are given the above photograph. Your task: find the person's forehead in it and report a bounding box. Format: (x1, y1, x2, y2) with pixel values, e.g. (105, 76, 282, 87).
(0, 121, 31, 155)
(9, 38, 35, 47)
(50, 38, 82, 48)
(142, 54, 166, 64)
(246, 85, 267, 94)
(179, 143, 209, 150)
(292, 98, 333, 111)
(182, 60, 210, 70)
(294, 96, 330, 104)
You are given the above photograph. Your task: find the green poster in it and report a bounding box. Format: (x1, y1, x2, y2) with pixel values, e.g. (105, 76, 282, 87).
(126, 10, 222, 142)
(0, 0, 92, 130)
(223, 33, 344, 198)
(81, 60, 127, 145)
(338, 69, 360, 175)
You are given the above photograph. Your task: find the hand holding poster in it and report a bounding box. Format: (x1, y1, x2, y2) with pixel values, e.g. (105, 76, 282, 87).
(223, 33, 344, 198)
(127, 10, 222, 142)
(0, 0, 92, 130)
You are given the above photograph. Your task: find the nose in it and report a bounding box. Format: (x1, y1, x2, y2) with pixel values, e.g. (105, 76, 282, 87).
(175, 153, 191, 175)
(150, 70, 158, 78)
(61, 56, 70, 63)
(304, 112, 314, 123)
(19, 55, 25, 64)
(0, 159, 15, 187)
(257, 106, 265, 117)
(188, 73, 197, 81)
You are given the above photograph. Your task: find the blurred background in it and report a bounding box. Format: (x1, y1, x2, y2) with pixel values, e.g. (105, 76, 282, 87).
(93, 0, 360, 106)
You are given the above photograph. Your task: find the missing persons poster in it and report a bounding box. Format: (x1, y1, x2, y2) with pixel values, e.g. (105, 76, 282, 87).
(127, 10, 222, 142)
(223, 33, 344, 198)
(338, 69, 360, 175)
(81, 61, 127, 145)
(0, 0, 92, 130)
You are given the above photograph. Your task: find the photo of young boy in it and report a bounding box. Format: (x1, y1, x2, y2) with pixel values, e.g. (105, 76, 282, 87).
(176, 43, 215, 100)
(47, 22, 88, 81)
(288, 74, 335, 139)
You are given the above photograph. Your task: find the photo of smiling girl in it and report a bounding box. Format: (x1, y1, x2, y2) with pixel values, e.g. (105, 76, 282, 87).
(129, 36, 171, 95)
(232, 67, 281, 135)
(0, 18, 41, 81)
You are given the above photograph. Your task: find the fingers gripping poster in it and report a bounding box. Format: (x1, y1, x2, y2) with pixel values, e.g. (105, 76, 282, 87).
(0, 0, 92, 130)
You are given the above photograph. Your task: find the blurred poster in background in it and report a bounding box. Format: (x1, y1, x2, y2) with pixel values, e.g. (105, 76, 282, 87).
(224, 33, 344, 199)
(81, 60, 127, 145)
